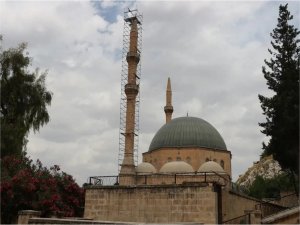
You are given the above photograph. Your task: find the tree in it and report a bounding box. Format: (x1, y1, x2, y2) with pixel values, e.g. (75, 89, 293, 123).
(258, 4, 299, 176)
(0, 39, 52, 157)
(247, 174, 297, 199)
(1, 153, 85, 223)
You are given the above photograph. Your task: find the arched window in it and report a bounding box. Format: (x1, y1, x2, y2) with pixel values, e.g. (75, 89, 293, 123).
(220, 160, 224, 169)
(206, 158, 210, 162)
(213, 159, 217, 162)
(186, 157, 191, 163)
(176, 157, 181, 161)
(167, 157, 172, 162)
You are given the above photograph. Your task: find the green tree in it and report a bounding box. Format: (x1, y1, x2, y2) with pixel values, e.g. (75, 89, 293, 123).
(0, 39, 52, 157)
(258, 4, 299, 175)
(247, 173, 298, 199)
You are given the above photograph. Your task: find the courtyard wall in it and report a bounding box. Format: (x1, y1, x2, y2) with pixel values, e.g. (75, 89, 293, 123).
(84, 184, 217, 224)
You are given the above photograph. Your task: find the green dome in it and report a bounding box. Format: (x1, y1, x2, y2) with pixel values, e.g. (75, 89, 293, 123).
(148, 117, 227, 151)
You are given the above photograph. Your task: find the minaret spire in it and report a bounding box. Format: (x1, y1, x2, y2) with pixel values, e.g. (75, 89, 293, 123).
(164, 77, 173, 123)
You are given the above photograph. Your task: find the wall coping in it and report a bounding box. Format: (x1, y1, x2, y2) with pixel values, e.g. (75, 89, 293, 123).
(85, 183, 213, 190)
(18, 210, 41, 216)
(29, 217, 204, 224)
(261, 206, 299, 223)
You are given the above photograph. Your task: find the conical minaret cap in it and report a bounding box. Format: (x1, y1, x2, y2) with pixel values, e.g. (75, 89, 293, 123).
(164, 77, 173, 123)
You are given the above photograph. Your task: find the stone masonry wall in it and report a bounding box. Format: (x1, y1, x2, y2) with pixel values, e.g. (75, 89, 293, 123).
(222, 190, 261, 222)
(84, 185, 217, 224)
(143, 147, 232, 176)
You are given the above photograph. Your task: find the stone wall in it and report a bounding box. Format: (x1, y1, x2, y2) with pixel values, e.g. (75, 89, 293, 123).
(84, 184, 218, 224)
(222, 190, 261, 222)
(143, 147, 232, 176)
(18, 210, 41, 224)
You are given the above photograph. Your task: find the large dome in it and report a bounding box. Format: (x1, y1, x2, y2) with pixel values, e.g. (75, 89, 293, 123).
(149, 117, 227, 151)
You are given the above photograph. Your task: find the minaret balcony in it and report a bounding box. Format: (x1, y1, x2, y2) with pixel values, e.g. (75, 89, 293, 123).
(126, 51, 140, 63)
(164, 105, 174, 113)
(125, 84, 139, 96)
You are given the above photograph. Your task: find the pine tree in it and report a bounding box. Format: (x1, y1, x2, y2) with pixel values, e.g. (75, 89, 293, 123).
(258, 4, 299, 175)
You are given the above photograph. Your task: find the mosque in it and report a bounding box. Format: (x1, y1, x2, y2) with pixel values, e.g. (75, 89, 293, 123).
(137, 77, 231, 179)
(82, 10, 298, 225)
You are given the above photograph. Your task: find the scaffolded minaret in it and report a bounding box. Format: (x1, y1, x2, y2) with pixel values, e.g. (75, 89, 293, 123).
(119, 10, 142, 180)
(164, 77, 173, 123)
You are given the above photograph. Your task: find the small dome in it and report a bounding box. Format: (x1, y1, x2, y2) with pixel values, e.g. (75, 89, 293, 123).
(198, 161, 225, 173)
(136, 162, 156, 174)
(159, 161, 194, 173)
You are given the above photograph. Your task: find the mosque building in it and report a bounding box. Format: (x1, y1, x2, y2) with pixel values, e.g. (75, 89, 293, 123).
(82, 9, 298, 225)
(140, 78, 232, 177)
(83, 10, 247, 224)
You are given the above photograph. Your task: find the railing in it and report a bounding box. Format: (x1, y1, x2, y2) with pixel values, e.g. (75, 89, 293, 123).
(89, 176, 119, 186)
(88, 171, 230, 187)
(222, 213, 250, 224)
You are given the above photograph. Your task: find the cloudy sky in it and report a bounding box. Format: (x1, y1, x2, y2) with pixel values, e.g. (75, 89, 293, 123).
(1, 0, 299, 185)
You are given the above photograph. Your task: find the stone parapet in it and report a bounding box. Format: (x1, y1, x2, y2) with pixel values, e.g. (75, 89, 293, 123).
(18, 210, 41, 224)
(84, 184, 217, 224)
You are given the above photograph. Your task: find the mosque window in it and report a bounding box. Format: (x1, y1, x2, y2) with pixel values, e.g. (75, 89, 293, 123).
(213, 159, 217, 162)
(176, 157, 181, 161)
(206, 158, 210, 162)
(167, 157, 172, 162)
(186, 157, 191, 163)
(220, 160, 224, 169)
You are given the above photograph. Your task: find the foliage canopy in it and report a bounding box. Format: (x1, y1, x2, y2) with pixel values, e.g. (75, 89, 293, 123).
(0, 40, 52, 157)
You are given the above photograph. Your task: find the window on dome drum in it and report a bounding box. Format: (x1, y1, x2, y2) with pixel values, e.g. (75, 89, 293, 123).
(206, 158, 210, 162)
(220, 160, 224, 169)
(167, 157, 172, 162)
(176, 157, 181, 161)
(186, 157, 191, 163)
(213, 159, 217, 162)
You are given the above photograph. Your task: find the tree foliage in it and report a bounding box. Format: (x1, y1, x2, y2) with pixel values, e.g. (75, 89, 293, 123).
(247, 173, 298, 199)
(0, 40, 52, 157)
(258, 4, 299, 175)
(1, 153, 85, 223)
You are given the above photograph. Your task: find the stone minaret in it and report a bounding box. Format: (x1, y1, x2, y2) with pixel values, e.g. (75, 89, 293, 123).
(119, 16, 140, 177)
(164, 77, 173, 123)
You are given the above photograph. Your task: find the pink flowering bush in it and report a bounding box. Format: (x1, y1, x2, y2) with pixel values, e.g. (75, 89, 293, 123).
(1, 154, 84, 223)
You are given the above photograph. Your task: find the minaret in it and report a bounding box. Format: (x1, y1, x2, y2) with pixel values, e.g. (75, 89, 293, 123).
(119, 15, 140, 177)
(164, 77, 173, 123)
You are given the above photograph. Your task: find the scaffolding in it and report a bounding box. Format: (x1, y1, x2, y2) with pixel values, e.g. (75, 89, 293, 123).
(118, 9, 143, 173)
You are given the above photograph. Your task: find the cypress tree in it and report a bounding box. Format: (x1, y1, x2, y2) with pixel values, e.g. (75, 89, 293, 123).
(258, 4, 299, 175)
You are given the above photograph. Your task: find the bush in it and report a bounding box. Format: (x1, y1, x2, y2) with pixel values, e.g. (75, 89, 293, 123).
(1, 153, 84, 223)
